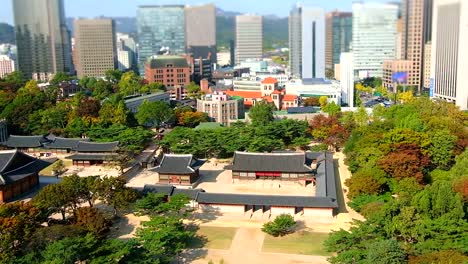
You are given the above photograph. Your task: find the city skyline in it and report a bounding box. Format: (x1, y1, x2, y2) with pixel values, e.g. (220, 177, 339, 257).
(1, 0, 393, 24)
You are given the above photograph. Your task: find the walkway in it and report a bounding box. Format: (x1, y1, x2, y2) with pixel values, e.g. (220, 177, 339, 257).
(187, 227, 328, 264)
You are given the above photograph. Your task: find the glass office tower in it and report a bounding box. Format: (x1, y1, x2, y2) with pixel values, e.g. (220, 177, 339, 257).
(137, 5, 186, 75)
(13, 0, 72, 80)
(352, 2, 398, 78)
(325, 11, 352, 70)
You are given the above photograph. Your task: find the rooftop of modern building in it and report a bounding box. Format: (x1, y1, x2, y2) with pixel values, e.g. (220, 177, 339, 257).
(123, 92, 168, 103)
(146, 55, 190, 68)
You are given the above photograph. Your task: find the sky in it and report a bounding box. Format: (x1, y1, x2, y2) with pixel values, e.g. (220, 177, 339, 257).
(0, 0, 392, 24)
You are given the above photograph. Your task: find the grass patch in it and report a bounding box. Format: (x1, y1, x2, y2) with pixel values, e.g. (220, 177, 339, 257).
(262, 231, 331, 256)
(190, 226, 237, 250)
(40, 159, 73, 176)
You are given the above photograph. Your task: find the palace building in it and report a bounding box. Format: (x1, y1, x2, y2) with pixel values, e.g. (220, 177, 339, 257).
(151, 154, 205, 186)
(0, 150, 56, 203)
(228, 151, 323, 186)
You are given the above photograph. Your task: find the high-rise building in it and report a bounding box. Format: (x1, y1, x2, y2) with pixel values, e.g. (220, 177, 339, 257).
(13, 0, 72, 81)
(117, 50, 132, 71)
(0, 55, 16, 78)
(144, 55, 191, 88)
(137, 5, 186, 75)
(382, 60, 412, 91)
(325, 11, 352, 71)
(352, 2, 398, 78)
(423, 42, 431, 89)
(339, 53, 354, 107)
(185, 4, 217, 63)
(430, 0, 468, 110)
(235, 15, 263, 64)
(289, 5, 325, 79)
(400, 0, 433, 91)
(116, 33, 137, 71)
(229, 40, 235, 67)
(74, 19, 117, 78)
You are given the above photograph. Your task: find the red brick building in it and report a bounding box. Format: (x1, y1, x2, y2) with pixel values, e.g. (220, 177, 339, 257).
(145, 55, 191, 88)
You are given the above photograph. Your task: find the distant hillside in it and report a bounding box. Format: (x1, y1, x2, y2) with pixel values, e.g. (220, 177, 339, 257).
(0, 23, 15, 44)
(217, 16, 288, 50)
(67, 9, 289, 50)
(66, 17, 137, 35)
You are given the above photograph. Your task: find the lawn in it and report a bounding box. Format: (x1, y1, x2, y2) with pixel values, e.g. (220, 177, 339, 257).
(262, 231, 331, 256)
(190, 226, 237, 250)
(40, 159, 73, 176)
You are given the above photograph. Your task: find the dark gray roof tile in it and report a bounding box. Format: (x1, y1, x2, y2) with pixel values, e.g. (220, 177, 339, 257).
(228, 151, 313, 173)
(74, 141, 119, 152)
(151, 154, 205, 174)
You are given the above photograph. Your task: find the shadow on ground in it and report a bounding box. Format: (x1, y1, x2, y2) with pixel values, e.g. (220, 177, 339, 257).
(190, 207, 223, 224)
(333, 159, 348, 215)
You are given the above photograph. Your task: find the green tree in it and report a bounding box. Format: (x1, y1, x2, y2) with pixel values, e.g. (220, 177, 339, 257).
(319, 96, 328, 109)
(322, 101, 341, 116)
(428, 129, 457, 169)
(105, 69, 123, 84)
(135, 215, 195, 263)
(249, 101, 275, 126)
(50, 160, 66, 176)
(261, 214, 296, 237)
(186, 82, 202, 99)
(136, 100, 175, 128)
(118, 71, 142, 96)
(50, 72, 74, 85)
(95, 176, 139, 216)
(367, 239, 406, 264)
(141, 82, 165, 93)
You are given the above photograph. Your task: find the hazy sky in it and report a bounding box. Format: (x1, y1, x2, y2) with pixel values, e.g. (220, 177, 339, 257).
(0, 0, 393, 24)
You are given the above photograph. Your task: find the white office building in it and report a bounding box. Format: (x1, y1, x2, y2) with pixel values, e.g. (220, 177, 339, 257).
(0, 55, 16, 78)
(430, 0, 467, 110)
(352, 2, 398, 78)
(285, 79, 341, 105)
(117, 50, 131, 71)
(235, 15, 263, 64)
(289, 5, 325, 79)
(340, 53, 354, 107)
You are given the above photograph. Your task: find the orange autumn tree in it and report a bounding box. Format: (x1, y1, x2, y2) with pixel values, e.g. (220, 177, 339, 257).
(378, 143, 431, 183)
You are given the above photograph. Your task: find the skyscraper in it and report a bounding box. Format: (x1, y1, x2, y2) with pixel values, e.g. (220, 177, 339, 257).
(325, 11, 352, 72)
(352, 2, 398, 78)
(235, 15, 263, 64)
(74, 19, 117, 78)
(185, 4, 217, 63)
(13, 0, 72, 81)
(400, 0, 433, 92)
(289, 5, 325, 79)
(137, 5, 186, 75)
(340, 53, 354, 107)
(430, 0, 468, 110)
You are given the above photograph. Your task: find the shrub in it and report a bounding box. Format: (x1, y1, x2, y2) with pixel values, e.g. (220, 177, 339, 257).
(261, 214, 296, 237)
(347, 194, 391, 212)
(310, 143, 328, 152)
(73, 207, 111, 237)
(408, 250, 468, 264)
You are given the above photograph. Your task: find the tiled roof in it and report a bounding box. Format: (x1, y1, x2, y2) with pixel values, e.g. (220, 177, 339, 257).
(151, 154, 205, 174)
(0, 150, 55, 185)
(74, 141, 119, 152)
(46, 137, 90, 150)
(227, 151, 314, 173)
(225, 90, 262, 99)
(263, 96, 273, 103)
(271, 90, 282, 95)
(197, 193, 337, 208)
(283, 94, 298, 101)
(4, 135, 50, 148)
(142, 184, 205, 200)
(261, 77, 279, 84)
